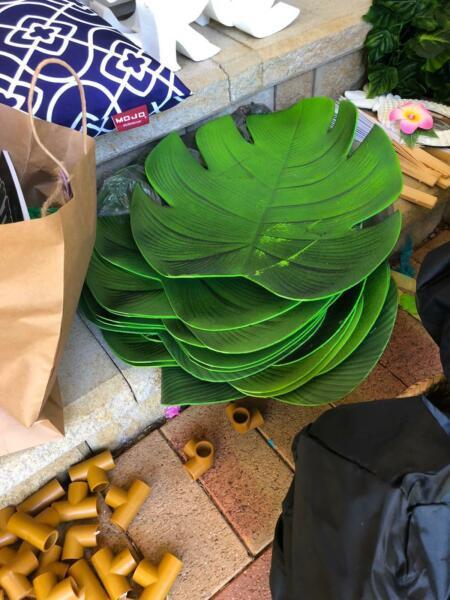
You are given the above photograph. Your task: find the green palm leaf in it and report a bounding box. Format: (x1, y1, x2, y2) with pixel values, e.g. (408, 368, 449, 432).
(275, 280, 398, 405)
(162, 367, 244, 405)
(157, 326, 314, 383)
(132, 98, 402, 300)
(167, 311, 325, 372)
(181, 295, 335, 353)
(102, 331, 176, 367)
(160, 277, 397, 406)
(95, 215, 300, 330)
(86, 252, 175, 319)
(231, 283, 365, 396)
(80, 287, 164, 334)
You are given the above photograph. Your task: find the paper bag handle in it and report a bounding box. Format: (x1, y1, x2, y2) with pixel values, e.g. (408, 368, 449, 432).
(27, 58, 88, 180)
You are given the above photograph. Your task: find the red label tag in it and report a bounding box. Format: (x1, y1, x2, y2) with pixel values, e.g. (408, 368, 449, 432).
(112, 105, 149, 132)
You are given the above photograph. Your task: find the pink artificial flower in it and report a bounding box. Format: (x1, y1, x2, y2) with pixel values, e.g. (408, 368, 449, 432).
(389, 102, 434, 134)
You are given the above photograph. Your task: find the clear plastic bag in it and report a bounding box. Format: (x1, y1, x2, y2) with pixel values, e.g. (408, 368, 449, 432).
(97, 165, 159, 216)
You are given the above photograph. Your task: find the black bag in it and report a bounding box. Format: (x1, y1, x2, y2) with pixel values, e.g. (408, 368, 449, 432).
(271, 242, 450, 600)
(270, 395, 450, 600)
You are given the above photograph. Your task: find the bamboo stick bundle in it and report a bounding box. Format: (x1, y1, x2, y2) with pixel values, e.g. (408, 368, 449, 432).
(400, 185, 437, 209)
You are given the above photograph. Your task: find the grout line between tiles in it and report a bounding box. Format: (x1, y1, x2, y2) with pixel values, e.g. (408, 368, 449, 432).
(256, 427, 294, 472)
(158, 427, 259, 559)
(209, 542, 273, 599)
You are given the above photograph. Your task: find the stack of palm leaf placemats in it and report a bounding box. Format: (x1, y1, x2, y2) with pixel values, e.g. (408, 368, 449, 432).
(81, 98, 403, 407)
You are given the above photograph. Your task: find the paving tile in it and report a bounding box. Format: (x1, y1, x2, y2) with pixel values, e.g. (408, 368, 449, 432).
(214, 548, 273, 600)
(379, 309, 442, 386)
(162, 405, 293, 555)
(258, 400, 331, 468)
(413, 229, 450, 264)
(341, 363, 406, 405)
(108, 430, 250, 600)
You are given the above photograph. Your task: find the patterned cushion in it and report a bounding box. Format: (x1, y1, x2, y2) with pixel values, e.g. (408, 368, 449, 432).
(0, 0, 191, 136)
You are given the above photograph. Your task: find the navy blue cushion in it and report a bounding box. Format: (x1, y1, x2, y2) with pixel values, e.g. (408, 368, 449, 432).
(0, 0, 191, 136)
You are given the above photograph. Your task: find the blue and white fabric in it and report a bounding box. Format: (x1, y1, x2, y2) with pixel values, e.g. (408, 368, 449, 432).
(0, 0, 191, 136)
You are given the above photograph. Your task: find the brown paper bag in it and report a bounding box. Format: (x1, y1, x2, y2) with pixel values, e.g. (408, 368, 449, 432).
(0, 383, 64, 456)
(0, 59, 96, 456)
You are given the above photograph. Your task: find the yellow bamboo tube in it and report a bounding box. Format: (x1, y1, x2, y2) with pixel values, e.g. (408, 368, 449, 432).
(35, 507, 61, 528)
(183, 439, 215, 480)
(104, 481, 151, 531)
(17, 541, 37, 555)
(53, 482, 98, 522)
(103, 487, 128, 510)
(68, 482, 88, 505)
(36, 545, 68, 579)
(33, 572, 80, 600)
(6, 512, 58, 552)
(91, 548, 136, 600)
(132, 560, 158, 587)
(226, 402, 264, 433)
(0, 546, 39, 600)
(18, 480, 65, 515)
(133, 554, 183, 600)
(69, 559, 109, 600)
(0, 507, 18, 548)
(62, 524, 98, 561)
(68, 451, 115, 483)
(87, 466, 110, 493)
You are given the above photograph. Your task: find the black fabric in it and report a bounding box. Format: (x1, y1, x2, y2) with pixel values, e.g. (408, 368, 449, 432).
(417, 241, 450, 379)
(270, 396, 450, 600)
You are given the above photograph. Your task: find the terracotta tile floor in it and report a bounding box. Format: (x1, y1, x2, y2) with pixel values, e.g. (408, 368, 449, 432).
(98, 231, 447, 599)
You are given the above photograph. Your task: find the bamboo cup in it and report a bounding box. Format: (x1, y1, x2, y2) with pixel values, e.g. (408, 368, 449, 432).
(18, 480, 65, 515)
(104, 480, 150, 531)
(6, 511, 58, 552)
(183, 439, 215, 480)
(226, 402, 264, 433)
(68, 452, 115, 493)
(33, 572, 80, 600)
(133, 554, 183, 600)
(69, 558, 109, 600)
(0, 545, 39, 600)
(0, 507, 18, 548)
(91, 548, 136, 600)
(36, 545, 69, 579)
(62, 524, 98, 561)
(53, 482, 98, 522)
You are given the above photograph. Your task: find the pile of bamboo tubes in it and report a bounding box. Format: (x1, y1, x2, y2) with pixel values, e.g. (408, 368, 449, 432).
(0, 451, 183, 600)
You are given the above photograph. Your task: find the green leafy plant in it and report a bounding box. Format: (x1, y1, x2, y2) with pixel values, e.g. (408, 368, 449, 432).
(81, 98, 402, 406)
(364, 0, 450, 102)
